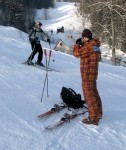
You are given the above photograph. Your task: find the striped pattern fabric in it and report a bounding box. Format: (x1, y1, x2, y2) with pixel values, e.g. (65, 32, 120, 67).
(73, 39, 102, 121)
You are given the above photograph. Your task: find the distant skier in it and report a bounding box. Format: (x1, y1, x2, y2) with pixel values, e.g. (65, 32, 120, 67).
(73, 29, 102, 125)
(27, 21, 50, 66)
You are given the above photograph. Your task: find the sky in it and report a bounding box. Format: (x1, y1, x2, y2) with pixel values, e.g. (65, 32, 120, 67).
(0, 2, 126, 150)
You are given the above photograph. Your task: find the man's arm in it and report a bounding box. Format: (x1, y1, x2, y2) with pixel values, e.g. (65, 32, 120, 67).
(28, 28, 35, 38)
(41, 29, 50, 43)
(73, 44, 90, 58)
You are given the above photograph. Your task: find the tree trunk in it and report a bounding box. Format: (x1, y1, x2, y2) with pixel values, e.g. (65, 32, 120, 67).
(110, 0, 116, 65)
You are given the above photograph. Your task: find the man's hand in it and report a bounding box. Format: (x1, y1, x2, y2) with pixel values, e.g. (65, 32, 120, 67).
(76, 38, 84, 46)
(47, 38, 50, 43)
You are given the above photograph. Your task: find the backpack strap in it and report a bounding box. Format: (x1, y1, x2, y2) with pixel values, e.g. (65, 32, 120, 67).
(29, 28, 36, 38)
(33, 29, 36, 37)
(41, 29, 46, 35)
(69, 88, 78, 97)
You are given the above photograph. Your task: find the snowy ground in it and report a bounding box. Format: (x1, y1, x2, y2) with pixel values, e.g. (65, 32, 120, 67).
(0, 2, 126, 150)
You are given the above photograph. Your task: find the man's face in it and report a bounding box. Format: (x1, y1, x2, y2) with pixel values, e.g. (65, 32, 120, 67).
(82, 37, 89, 42)
(36, 24, 42, 29)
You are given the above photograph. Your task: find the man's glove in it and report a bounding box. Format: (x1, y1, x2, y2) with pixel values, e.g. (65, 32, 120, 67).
(76, 38, 84, 46)
(93, 46, 100, 52)
(47, 38, 50, 43)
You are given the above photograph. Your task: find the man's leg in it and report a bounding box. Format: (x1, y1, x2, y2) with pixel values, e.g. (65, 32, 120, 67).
(28, 43, 37, 62)
(82, 81, 99, 122)
(93, 81, 102, 119)
(35, 44, 43, 66)
(37, 44, 43, 62)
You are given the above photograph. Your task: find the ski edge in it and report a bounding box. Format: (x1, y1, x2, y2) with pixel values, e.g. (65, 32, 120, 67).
(22, 61, 59, 72)
(45, 110, 88, 131)
(37, 104, 67, 118)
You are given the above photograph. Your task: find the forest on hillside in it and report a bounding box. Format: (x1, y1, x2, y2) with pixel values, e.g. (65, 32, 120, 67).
(74, 0, 126, 64)
(0, 0, 54, 32)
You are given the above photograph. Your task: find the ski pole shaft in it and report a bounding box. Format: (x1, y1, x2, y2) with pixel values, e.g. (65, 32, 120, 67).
(45, 49, 49, 97)
(44, 49, 47, 57)
(49, 42, 55, 62)
(47, 73, 49, 97)
(44, 49, 47, 67)
(41, 72, 48, 103)
(47, 50, 52, 67)
(41, 49, 49, 102)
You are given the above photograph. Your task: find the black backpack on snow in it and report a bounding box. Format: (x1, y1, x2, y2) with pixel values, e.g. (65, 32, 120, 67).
(60, 87, 85, 109)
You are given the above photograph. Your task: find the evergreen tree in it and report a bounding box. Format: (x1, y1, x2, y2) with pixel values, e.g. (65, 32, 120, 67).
(35, 0, 54, 9)
(0, 0, 54, 32)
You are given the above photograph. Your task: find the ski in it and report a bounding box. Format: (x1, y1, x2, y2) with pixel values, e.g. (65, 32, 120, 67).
(34, 64, 59, 72)
(34, 64, 53, 71)
(45, 110, 88, 130)
(37, 104, 67, 118)
(22, 61, 59, 72)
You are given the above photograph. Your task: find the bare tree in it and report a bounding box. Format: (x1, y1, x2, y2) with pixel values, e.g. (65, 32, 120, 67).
(76, 0, 126, 65)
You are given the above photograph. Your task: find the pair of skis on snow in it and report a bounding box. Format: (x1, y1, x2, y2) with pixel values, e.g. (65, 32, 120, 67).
(37, 103, 88, 130)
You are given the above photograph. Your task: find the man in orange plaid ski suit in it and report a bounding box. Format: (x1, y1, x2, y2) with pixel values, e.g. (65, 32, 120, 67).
(73, 29, 102, 125)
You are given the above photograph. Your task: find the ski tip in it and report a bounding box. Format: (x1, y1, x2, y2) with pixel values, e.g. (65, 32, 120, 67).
(37, 114, 46, 118)
(45, 127, 54, 131)
(37, 115, 42, 118)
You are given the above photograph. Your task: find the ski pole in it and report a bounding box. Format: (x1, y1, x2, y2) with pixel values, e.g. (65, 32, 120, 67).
(41, 49, 50, 103)
(44, 49, 47, 68)
(49, 42, 55, 62)
(41, 73, 48, 103)
(45, 49, 49, 98)
(41, 49, 47, 103)
(47, 49, 52, 68)
(46, 50, 52, 97)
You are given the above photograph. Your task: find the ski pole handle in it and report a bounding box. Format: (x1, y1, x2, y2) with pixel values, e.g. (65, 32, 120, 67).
(49, 50, 52, 58)
(44, 49, 47, 57)
(49, 42, 55, 62)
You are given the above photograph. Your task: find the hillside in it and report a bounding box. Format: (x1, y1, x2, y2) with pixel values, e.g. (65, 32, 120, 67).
(0, 2, 126, 150)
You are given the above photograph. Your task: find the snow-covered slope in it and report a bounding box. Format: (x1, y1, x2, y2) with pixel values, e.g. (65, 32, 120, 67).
(36, 2, 84, 49)
(0, 2, 126, 150)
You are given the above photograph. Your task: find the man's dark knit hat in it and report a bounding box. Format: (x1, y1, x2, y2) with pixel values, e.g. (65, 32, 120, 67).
(82, 29, 92, 39)
(36, 21, 42, 26)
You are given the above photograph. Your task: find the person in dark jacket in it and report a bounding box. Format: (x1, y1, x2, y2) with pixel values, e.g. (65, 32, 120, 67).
(73, 29, 102, 125)
(27, 21, 50, 66)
